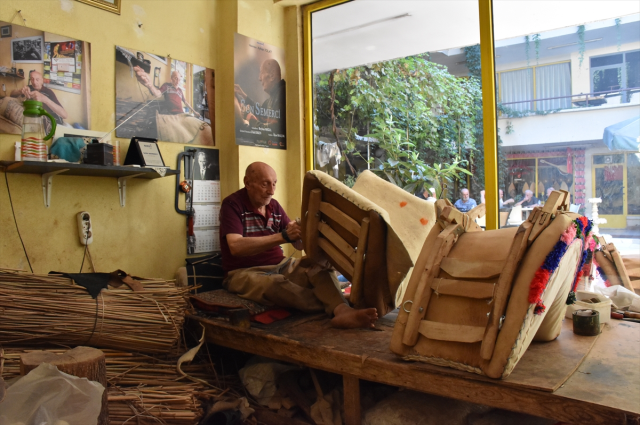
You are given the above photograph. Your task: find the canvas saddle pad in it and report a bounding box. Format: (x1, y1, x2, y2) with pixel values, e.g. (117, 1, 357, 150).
(593, 236, 635, 293)
(301, 170, 435, 316)
(391, 191, 594, 378)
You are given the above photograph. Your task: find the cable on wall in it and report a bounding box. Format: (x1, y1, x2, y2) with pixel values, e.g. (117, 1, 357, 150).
(4, 172, 33, 273)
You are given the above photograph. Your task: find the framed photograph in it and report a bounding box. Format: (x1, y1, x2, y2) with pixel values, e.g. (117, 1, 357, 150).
(0, 25, 11, 38)
(11, 36, 44, 63)
(76, 0, 121, 14)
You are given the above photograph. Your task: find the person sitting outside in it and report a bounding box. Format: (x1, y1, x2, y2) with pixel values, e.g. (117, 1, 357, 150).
(545, 187, 555, 202)
(515, 190, 540, 207)
(500, 189, 515, 208)
(454, 188, 477, 213)
(220, 162, 378, 329)
(480, 189, 514, 208)
(416, 187, 437, 203)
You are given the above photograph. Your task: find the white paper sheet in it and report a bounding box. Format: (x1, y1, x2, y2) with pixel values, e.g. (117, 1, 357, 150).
(194, 228, 220, 253)
(192, 180, 221, 203)
(193, 204, 220, 228)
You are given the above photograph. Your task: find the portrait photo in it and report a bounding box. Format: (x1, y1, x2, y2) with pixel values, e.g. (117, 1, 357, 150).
(11, 36, 43, 63)
(234, 33, 286, 150)
(115, 46, 215, 145)
(0, 22, 91, 135)
(188, 148, 220, 181)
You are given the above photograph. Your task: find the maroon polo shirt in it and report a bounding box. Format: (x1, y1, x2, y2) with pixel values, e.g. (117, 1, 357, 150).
(220, 188, 290, 273)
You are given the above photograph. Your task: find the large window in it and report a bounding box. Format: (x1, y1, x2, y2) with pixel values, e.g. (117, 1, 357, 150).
(498, 62, 572, 112)
(308, 1, 486, 207)
(591, 49, 640, 101)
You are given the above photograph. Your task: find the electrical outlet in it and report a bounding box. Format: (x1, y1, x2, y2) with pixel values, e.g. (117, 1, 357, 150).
(77, 211, 93, 245)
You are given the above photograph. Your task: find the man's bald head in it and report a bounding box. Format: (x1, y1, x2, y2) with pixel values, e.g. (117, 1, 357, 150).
(460, 188, 470, 201)
(259, 59, 282, 93)
(244, 162, 278, 208)
(29, 71, 44, 90)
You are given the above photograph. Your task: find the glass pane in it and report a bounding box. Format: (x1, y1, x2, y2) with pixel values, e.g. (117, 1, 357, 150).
(595, 166, 624, 214)
(593, 154, 625, 164)
(593, 67, 621, 93)
(536, 63, 572, 110)
(494, 1, 640, 239)
(500, 68, 534, 112)
(627, 51, 640, 89)
(628, 154, 640, 215)
(591, 54, 623, 68)
(310, 1, 485, 208)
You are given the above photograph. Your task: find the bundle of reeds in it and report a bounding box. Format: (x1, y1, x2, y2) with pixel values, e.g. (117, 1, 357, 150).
(0, 269, 190, 354)
(0, 348, 228, 425)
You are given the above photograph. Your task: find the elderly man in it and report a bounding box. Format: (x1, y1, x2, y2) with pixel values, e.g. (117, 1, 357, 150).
(454, 188, 477, 213)
(545, 186, 555, 201)
(11, 71, 67, 124)
(234, 59, 285, 129)
(220, 162, 377, 329)
(515, 190, 540, 207)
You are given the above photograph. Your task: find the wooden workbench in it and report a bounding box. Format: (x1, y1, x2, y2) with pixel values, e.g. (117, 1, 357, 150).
(191, 312, 640, 425)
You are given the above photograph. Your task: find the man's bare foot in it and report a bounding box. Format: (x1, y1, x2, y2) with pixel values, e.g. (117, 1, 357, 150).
(331, 303, 378, 329)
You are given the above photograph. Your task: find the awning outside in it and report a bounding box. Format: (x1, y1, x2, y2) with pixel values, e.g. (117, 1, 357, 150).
(603, 117, 640, 151)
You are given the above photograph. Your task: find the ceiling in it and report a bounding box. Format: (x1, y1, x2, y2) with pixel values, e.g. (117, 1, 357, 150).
(311, 0, 640, 75)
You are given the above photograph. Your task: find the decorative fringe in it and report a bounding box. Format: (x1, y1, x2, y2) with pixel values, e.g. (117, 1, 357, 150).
(527, 217, 594, 315)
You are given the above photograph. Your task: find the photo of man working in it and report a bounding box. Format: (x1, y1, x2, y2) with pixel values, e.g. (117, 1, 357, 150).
(10, 70, 67, 125)
(220, 162, 378, 329)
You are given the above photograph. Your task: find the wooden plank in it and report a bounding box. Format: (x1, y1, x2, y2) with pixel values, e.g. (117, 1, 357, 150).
(319, 202, 360, 237)
(556, 320, 640, 415)
(504, 320, 602, 392)
(304, 189, 322, 260)
(318, 222, 356, 263)
(440, 258, 505, 279)
(193, 314, 639, 425)
(318, 238, 354, 278)
(430, 278, 496, 299)
(343, 375, 360, 425)
(349, 218, 369, 307)
(418, 320, 485, 343)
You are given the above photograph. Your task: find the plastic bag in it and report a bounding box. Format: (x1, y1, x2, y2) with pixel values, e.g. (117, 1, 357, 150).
(0, 363, 104, 425)
(238, 356, 300, 406)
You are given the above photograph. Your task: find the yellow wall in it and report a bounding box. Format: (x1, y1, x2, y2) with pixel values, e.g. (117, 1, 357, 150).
(1, 0, 304, 278)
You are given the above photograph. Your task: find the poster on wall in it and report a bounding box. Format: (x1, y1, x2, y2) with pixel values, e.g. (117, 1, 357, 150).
(184, 147, 220, 254)
(115, 46, 214, 146)
(0, 22, 91, 135)
(234, 33, 286, 150)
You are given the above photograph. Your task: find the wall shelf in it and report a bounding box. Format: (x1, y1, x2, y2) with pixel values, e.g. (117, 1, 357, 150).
(0, 160, 177, 207)
(0, 72, 25, 79)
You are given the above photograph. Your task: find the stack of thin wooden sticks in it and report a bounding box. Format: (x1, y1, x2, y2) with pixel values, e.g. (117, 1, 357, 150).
(0, 269, 190, 354)
(0, 348, 234, 425)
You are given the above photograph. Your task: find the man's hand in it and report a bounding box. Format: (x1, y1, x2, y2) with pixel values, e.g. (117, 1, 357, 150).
(234, 84, 247, 101)
(20, 86, 32, 98)
(134, 66, 152, 88)
(28, 90, 45, 102)
(285, 221, 302, 241)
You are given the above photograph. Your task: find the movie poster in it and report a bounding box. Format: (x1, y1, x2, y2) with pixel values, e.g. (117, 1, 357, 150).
(115, 46, 214, 145)
(0, 22, 91, 134)
(234, 33, 286, 150)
